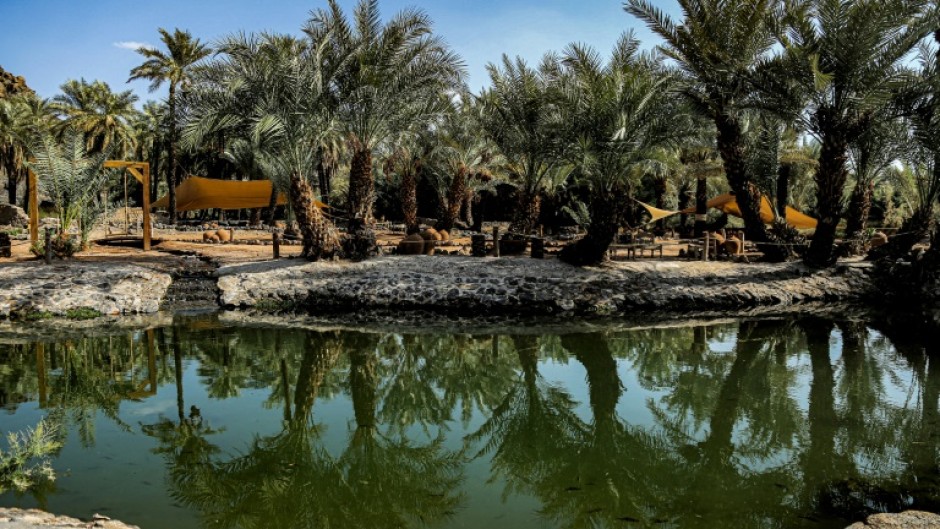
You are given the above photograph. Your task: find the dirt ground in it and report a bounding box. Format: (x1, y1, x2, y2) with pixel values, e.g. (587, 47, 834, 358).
(1, 227, 693, 268)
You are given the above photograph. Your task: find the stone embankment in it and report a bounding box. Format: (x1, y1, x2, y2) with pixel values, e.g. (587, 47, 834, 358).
(218, 256, 875, 315)
(0, 509, 137, 529)
(0, 262, 172, 319)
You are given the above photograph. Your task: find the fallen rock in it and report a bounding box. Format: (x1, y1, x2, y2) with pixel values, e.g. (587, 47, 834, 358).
(846, 511, 940, 529)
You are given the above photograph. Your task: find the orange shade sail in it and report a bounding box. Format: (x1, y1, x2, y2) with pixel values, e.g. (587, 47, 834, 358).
(152, 176, 305, 211)
(677, 193, 818, 230)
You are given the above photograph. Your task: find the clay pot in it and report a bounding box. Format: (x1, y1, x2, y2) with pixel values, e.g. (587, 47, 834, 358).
(217, 229, 232, 243)
(397, 233, 426, 255)
(202, 231, 215, 242)
(437, 229, 450, 242)
(420, 229, 442, 255)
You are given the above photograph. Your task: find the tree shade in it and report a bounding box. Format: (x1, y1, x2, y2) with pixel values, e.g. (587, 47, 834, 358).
(151, 176, 307, 212)
(636, 193, 818, 230)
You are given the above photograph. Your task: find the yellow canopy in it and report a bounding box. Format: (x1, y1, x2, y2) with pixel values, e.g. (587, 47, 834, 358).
(151, 176, 321, 212)
(673, 193, 818, 230)
(636, 200, 678, 223)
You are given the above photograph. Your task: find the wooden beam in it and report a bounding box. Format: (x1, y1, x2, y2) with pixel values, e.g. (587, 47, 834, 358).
(126, 167, 145, 184)
(103, 160, 144, 169)
(28, 168, 38, 244)
(142, 163, 151, 251)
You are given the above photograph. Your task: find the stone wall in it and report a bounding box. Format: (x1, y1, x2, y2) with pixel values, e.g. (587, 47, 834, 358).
(218, 256, 875, 315)
(0, 263, 172, 319)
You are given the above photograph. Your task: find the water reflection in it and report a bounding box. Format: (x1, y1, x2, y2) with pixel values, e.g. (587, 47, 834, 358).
(1, 315, 939, 528)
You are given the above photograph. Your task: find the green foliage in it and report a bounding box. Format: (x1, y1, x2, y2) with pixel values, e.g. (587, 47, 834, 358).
(0, 415, 63, 494)
(27, 128, 111, 249)
(65, 307, 102, 320)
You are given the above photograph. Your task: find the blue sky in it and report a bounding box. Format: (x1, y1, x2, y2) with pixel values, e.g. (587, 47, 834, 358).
(0, 0, 679, 104)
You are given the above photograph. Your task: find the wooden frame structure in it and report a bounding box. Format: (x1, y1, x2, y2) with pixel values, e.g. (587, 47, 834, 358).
(28, 160, 151, 251)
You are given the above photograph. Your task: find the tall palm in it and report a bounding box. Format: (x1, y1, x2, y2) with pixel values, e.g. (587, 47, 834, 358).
(557, 35, 690, 265)
(51, 79, 138, 157)
(431, 94, 495, 233)
(768, 0, 932, 266)
(129, 101, 168, 202)
(0, 94, 54, 205)
(183, 33, 345, 259)
(626, 0, 790, 261)
(844, 118, 907, 243)
(306, 0, 464, 251)
(478, 55, 569, 235)
(879, 35, 940, 262)
(129, 28, 211, 223)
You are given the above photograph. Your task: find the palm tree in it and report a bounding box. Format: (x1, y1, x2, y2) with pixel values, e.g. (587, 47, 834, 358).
(129, 101, 168, 202)
(556, 35, 690, 265)
(844, 118, 907, 244)
(768, 0, 932, 266)
(478, 54, 569, 235)
(183, 33, 345, 259)
(51, 79, 138, 157)
(305, 0, 464, 254)
(129, 28, 211, 223)
(0, 94, 54, 206)
(626, 0, 790, 261)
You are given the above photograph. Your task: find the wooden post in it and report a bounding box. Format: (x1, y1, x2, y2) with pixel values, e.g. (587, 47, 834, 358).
(28, 168, 38, 244)
(141, 163, 152, 251)
(146, 329, 158, 394)
(492, 226, 500, 257)
(273, 231, 281, 259)
(704, 231, 710, 262)
(694, 175, 707, 238)
(44, 227, 52, 264)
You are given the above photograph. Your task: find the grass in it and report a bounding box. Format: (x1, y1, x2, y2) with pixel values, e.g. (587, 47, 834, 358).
(64, 307, 102, 320)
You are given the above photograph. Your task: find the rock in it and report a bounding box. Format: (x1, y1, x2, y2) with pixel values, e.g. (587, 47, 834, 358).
(0, 507, 139, 528)
(846, 511, 940, 529)
(0, 204, 28, 228)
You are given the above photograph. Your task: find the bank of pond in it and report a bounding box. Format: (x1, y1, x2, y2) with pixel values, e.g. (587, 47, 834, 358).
(0, 313, 937, 529)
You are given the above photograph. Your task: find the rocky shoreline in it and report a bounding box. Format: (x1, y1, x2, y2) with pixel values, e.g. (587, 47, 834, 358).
(0, 262, 172, 320)
(0, 256, 881, 320)
(218, 256, 876, 315)
(0, 508, 138, 528)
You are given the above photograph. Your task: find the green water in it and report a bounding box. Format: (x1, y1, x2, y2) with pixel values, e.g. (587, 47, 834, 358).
(0, 314, 937, 528)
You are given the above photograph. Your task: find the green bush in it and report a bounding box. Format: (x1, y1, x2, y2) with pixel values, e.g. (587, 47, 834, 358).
(0, 415, 63, 494)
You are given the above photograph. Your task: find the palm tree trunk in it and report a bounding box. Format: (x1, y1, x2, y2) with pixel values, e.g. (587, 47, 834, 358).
(349, 340, 378, 430)
(509, 188, 541, 234)
(266, 183, 278, 227)
(678, 181, 691, 234)
(806, 131, 850, 267)
(559, 187, 623, 266)
(290, 172, 339, 260)
(167, 83, 178, 224)
(845, 178, 873, 239)
(695, 175, 707, 238)
(400, 161, 418, 234)
(6, 170, 16, 205)
(715, 112, 787, 261)
(348, 147, 374, 222)
(439, 164, 468, 232)
(776, 164, 791, 217)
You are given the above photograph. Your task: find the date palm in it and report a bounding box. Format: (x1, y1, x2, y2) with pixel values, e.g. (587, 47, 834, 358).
(844, 118, 907, 243)
(0, 94, 54, 205)
(129, 28, 211, 223)
(305, 0, 464, 248)
(478, 54, 569, 235)
(769, 0, 932, 266)
(626, 0, 790, 261)
(51, 79, 138, 157)
(183, 32, 346, 260)
(557, 35, 690, 265)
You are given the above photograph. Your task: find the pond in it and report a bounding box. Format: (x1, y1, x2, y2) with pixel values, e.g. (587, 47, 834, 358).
(0, 314, 937, 529)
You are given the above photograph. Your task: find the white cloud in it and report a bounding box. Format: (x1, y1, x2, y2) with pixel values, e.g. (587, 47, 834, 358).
(113, 41, 155, 51)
